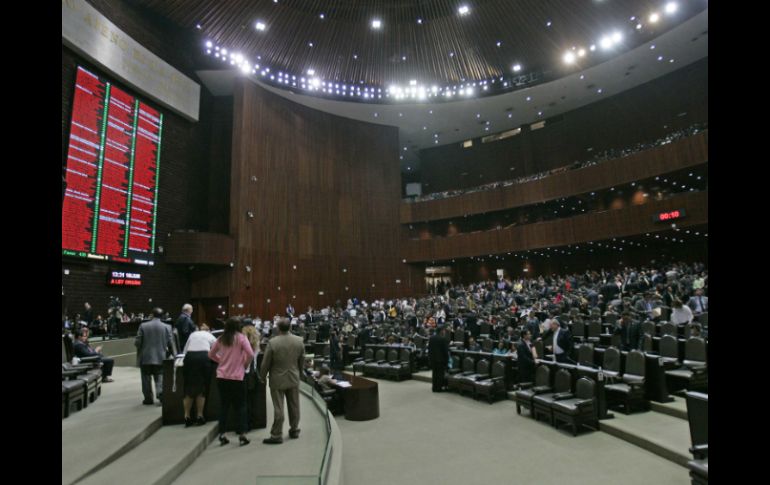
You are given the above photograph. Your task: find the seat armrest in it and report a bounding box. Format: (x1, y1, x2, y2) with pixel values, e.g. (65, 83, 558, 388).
(518, 382, 533, 389)
(79, 355, 101, 363)
(552, 392, 574, 401)
(62, 370, 82, 379)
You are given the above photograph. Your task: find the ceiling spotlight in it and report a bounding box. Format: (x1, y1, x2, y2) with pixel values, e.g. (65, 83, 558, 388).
(205, 41, 213, 48)
(546, 20, 552, 27)
(636, 23, 643, 30)
(319, 13, 325, 19)
(458, 5, 470, 16)
(371, 19, 382, 29)
(600, 36, 613, 49)
(649, 12, 660, 23)
(417, 18, 423, 24)
(307, 69, 315, 75)
(578, 48, 586, 57)
(589, 44, 596, 51)
(255, 21, 266, 31)
(664, 2, 678, 14)
(496, 41, 502, 47)
(563, 51, 576, 64)
(612, 31, 622, 43)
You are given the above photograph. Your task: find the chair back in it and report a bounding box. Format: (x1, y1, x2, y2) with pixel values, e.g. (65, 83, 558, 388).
(575, 377, 595, 400)
(685, 337, 707, 363)
(572, 320, 586, 339)
(625, 350, 646, 377)
(554, 369, 572, 393)
(642, 334, 653, 352)
(375, 349, 386, 361)
(454, 329, 465, 344)
(603, 347, 621, 373)
(364, 348, 374, 360)
(387, 348, 399, 361)
(479, 322, 491, 335)
(491, 360, 506, 378)
(660, 335, 679, 359)
(476, 359, 490, 375)
(462, 356, 475, 373)
(578, 344, 594, 367)
(481, 339, 494, 352)
(535, 365, 551, 387)
(400, 349, 412, 363)
(642, 320, 656, 337)
(347, 335, 356, 347)
(661, 322, 677, 336)
(588, 321, 601, 338)
(604, 313, 618, 325)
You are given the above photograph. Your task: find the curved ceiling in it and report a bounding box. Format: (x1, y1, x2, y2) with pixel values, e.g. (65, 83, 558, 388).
(137, 0, 707, 98)
(196, 8, 707, 171)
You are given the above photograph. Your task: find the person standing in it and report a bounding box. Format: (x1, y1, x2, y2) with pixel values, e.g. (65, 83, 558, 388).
(175, 304, 196, 351)
(208, 317, 255, 447)
(516, 329, 536, 384)
(182, 323, 217, 427)
(135, 308, 173, 405)
(428, 327, 450, 392)
(259, 318, 306, 444)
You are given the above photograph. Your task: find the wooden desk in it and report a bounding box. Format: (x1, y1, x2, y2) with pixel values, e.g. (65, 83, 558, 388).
(338, 373, 379, 421)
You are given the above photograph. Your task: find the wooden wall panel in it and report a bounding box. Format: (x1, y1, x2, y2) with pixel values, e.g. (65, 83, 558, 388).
(404, 130, 707, 223)
(164, 232, 235, 265)
(222, 78, 418, 316)
(403, 190, 707, 262)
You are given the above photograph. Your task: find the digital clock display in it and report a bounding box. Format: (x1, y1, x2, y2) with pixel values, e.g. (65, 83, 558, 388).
(653, 209, 686, 222)
(107, 270, 142, 286)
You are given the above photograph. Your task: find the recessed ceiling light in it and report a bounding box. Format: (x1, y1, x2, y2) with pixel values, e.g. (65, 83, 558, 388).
(664, 2, 678, 15)
(546, 20, 552, 27)
(371, 19, 382, 29)
(417, 18, 423, 24)
(563, 51, 576, 64)
(458, 5, 470, 16)
(496, 41, 502, 47)
(255, 21, 266, 31)
(649, 12, 660, 23)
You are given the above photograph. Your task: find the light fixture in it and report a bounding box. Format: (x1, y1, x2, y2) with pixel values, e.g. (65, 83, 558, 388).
(371, 19, 382, 29)
(255, 21, 266, 31)
(458, 5, 470, 16)
(649, 12, 660, 23)
(513, 64, 522, 72)
(563, 51, 576, 64)
(664, 2, 678, 15)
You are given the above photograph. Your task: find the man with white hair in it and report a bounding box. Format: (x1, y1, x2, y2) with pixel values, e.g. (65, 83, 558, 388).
(175, 303, 196, 350)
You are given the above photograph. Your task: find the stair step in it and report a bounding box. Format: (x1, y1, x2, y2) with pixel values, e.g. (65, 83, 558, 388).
(599, 411, 692, 467)
(76, 423, 218, 485)
(650, 397, 688, 420)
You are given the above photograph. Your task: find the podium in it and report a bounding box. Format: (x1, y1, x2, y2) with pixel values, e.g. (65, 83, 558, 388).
(162, 354, 266, 430)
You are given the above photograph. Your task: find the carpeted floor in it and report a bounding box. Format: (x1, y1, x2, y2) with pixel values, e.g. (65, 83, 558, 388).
(337, 379, 689, 485)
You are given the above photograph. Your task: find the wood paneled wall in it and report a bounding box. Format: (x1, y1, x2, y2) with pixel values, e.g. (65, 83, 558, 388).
(403, 190, 708, 262)
(224, 78, 422, 316)
(402, 130, 708, 223)
(164, 232, 235, 265)
(416, 58, 708, 194)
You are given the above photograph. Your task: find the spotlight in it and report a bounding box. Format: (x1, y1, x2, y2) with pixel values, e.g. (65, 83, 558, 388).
(664, 2, 678, 15)
(563, 51, 576, 64)
(649, 12, 660, 23)
(255, 21, 266, 31)
(512, 64, 522, 72)
(371, 19, 382, 29)
(600, 36, 613, 49)
(458, 5, 470, 16)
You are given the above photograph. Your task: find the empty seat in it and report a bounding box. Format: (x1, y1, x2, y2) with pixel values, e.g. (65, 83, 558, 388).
(577, 343, 595, 368)
(385, 349, 412, 381)
(353, 348, 375, 375)
(642, 320, 656, 337)
(474, 360, 507, 403)
(658, 335, 680, 366)
(452, 329, 465, 346)
(458, 359, 491, 395)
(551, 377, 598, 436)
(665, 337, 708, 393)
(685, 391, 708, 460)
(601, 347, 621, 380)
(532, 369, 573, 425)
(447, 356, 475, 392)
(364, 349, 387, 377)
(661, 322, 677, 336)
(605, 350, 647, 414)
(572, 320, 586, 342)
(515, 365, 552, 415)
(586, 321, 601, 344)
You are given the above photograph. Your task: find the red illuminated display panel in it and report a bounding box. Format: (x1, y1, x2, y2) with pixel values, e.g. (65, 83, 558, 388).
(653, 208, 687, 222)
(62, 66, 163, 266)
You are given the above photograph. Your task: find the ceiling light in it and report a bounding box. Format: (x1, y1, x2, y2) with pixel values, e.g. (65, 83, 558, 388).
(546, 21, 552, 27)
(255, 21, 266, 31)
(458, 5, 470, 16)
(496, 41, 502, 47)
(319, 13, 325, 19)
(664, 2, 678, 15)
(636, 23, 643, 30)
(612, 31, 622, 43)
(205, 41, 213, 48)
(513, 64, 522, 72)
(371, 19, 382, 29)
(649, 12, 660, 23)
(600, 36, 613, 49)
(578, 48, 586, 57)
(417, 18, 423, 24)
(563, 51, 576, 64)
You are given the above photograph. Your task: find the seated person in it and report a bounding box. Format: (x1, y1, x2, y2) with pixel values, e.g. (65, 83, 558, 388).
(73, 328, 115, 382)
(466, 336, 481, 352)
(492, 340, 509, 355)
(317, 367, 338, 391)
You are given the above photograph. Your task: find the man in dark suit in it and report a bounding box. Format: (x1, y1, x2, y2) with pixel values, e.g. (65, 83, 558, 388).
(428, 327, 450, 392)
(135, 308, 173, 405)
(73, 328, 115, 382)
(544, 320, 574, 364)
(687, 289, 708, 314)
(613, 312, 644, 351)
(516, 329, 536, 384)
(175, 303, 196, 351)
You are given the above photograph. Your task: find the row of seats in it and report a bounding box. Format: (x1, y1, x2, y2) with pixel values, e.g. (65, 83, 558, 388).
(515, 366, 599, 436)
(446, 357, 508, 403)
(61, 336, 103, 418)
(353, 348, 413, 381)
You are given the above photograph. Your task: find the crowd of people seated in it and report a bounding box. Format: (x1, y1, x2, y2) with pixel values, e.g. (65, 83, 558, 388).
(405, 122, 707, 203)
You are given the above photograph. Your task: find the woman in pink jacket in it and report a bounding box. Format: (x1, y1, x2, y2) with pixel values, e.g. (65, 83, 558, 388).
(208, 317, 255, 446)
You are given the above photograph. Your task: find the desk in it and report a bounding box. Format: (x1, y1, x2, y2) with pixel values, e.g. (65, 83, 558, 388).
(337, 373, 379, 421)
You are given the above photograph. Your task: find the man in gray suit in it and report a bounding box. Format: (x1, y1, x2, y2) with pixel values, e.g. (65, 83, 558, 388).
(687, 288, 709, 314)
(259, 317, 306, 444)
(135, 308, 173, 405)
